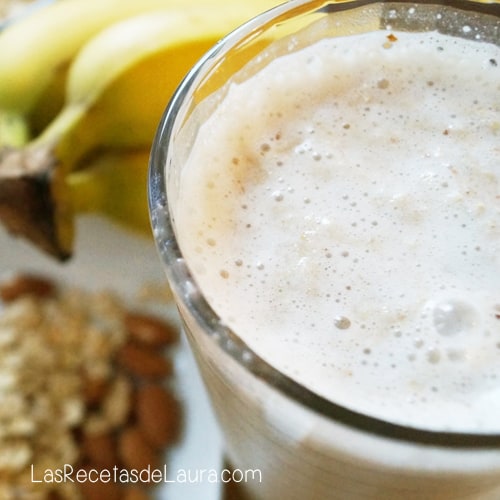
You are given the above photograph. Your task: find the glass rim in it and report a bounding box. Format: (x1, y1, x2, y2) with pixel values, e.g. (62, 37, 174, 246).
(148, 0, 500, 449)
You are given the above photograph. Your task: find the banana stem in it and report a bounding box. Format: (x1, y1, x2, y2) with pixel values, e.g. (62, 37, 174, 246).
(0, 111, 30, 149)
(0, 145, 72, 260)
(32, 104, 90, 170)
(0, 103, 92, 259)
(0, 174, 61, 256)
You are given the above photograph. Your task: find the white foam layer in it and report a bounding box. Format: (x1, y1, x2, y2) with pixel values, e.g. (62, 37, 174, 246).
(176, 30, 500, 432)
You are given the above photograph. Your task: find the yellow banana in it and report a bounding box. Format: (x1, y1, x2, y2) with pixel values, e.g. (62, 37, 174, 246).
(0, 0, 281, 148)
(30, 8, 217, 169)
(13, 0, 282, 163)
(68, 150, 151, 235)
(39, 1, 282, 162)
(0, 0, 283, 259)
(0, 0, 253, 117)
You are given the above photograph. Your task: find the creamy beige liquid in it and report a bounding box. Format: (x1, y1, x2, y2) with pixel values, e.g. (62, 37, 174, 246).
(175, 29, 500, 433)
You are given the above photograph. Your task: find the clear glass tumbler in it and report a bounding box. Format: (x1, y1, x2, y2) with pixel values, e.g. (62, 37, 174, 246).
(148, 1, 500, 498)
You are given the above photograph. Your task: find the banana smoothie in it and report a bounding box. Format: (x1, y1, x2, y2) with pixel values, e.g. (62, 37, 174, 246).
(176, 28, 500, 433)
(151, 1, 500, 498)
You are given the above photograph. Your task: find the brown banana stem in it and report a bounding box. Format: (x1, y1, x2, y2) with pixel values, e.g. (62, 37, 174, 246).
(0, 146, 72, 261)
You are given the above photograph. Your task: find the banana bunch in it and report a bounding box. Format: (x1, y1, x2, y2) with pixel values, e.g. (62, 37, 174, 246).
(0, 0, 283, 260)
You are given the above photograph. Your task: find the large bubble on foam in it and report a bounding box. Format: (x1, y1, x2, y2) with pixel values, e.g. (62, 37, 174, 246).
(433, 299, 478, 337)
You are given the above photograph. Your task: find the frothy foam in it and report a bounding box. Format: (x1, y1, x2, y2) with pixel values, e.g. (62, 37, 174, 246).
(176, 30, 500, 432)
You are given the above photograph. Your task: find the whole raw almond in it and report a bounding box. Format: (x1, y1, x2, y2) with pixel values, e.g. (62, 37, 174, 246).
(81, 432, 117, 469)
(0, 274, 55, 302)
(46, 491, 63, 500)
(125, 312, 178, 347)
(123, 486, 150, 500)
(118, 426, 160, 473)
(117, 343, 172, 380)
(136, 384, 181, 449)
(77, 467, 122, 500)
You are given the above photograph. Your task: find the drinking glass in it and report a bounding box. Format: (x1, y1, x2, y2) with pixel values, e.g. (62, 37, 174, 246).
(149, 1, 500, 498)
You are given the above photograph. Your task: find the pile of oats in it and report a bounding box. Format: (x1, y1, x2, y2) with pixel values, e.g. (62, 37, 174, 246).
(0, 275, 180, 500)
(0, 280, 127, 498)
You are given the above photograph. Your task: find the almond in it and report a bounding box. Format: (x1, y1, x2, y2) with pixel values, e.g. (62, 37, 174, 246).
(125, 312, 178, 347)
(81, 432, 117, 469)
(136, 384, 181, 449)
(0, 274, 55, 303)
(118, 426, 160, 473)
(117, 343, 172, 380)
(77, 467, 122, 500)
(123, 486, 150, 500)
(46, 491, 62, 500)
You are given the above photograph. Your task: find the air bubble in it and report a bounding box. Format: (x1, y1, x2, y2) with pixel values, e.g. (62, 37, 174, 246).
(334, 316, 351, 330)
(447, 349, 466, 362)
(273, 191, 284, 202)
(427, 348, 441, 364)
(433, 300, 477, 336)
